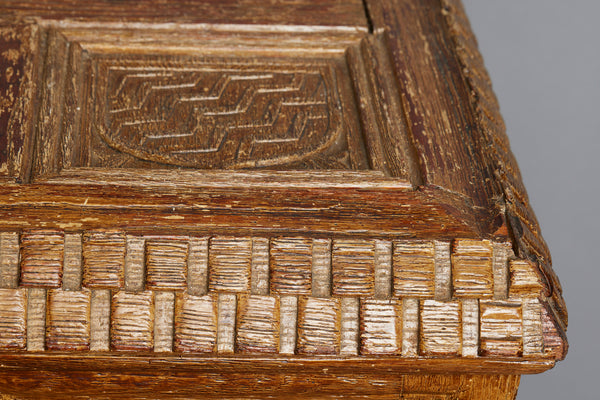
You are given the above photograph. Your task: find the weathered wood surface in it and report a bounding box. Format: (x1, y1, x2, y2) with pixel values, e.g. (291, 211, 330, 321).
(0, 0, 567, 398)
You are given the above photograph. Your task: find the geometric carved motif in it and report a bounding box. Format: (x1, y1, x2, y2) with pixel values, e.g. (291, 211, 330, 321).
(94, 57, 350, 169)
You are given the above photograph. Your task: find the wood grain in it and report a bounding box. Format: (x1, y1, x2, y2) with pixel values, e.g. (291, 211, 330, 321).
(0, 0, 369, 29)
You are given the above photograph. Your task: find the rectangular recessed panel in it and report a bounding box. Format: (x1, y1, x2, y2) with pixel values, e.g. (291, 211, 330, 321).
(0, 288, 27, 349)
(20, 231, 64, 287)
(461, 299, 479, 357)
(434, 241, 452, 301)
(373, 240, 392, 299)
(312, 238, 332, 298)
(62, 233, 83, 290)
(174, 293, 217, 353)
(90, 53, 369, 172)
(26, 288, 46, 351)
(90, 289, 111, 351)
(46, 288, 91, 351)
(332, 239, 374, 296)
(187, 237, 209, 296)
(402, 298, 419, 357)
(480, 300, 523, 357)
(111, 291, 154, 351)
(360, 299, 401, 355)
(393, 241, 435, 297)
(217, 293, 236, 354)
(340, 297, 359, 355)
(250, 238, 270, 295)
(154, 291, 175, 352)
(237, 295, 279, 353)
(279, 295, 298, 355)
(452, 239, 494, 298)
(492, 242, 510, 300)
(124, 236, 145, 292)
(209, 237, 251, 292)
(146, 239, 188, 290)
(0, 232, 20, 288)
(83, 231, 125, 288)
(297, 297, 340, 355)
(420, 300, 461, 356)
(270, 237, 312, 295)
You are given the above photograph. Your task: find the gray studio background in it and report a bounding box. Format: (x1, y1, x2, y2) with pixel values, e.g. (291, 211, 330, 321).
(462, 1, 599, 399)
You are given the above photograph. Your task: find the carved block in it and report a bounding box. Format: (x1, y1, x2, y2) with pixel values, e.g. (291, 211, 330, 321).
(46, 288, 91, 351)
(20, 230, 64, 288)
(236, 295, 279, 354)
(83, 231, 125, 289)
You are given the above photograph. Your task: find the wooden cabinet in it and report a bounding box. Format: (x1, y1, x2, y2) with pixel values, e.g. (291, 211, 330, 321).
(0, 1, 567, 398)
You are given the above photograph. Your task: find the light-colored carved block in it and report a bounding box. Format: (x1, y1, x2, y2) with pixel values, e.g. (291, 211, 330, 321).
(340, 297, 359, 355)
(542, 305, 566, 358)
(250, 238, 270, 295)
(360, 299, 401, 355)
(434, 241, 452, 300)
(62, 233, 82, 290)
(174, 293, 217, 353)
(0, 288, 27, 349)
(279, 295, 298, 355)
(47, 288, 91, 351)
(402, 298, 419, 357)
(480, 300, 523, 356)
(124, 236, 145, 292)
(420, 300, 461, 355)
(187, 237, 209, 296)
(154, 291, 175, 352)
(83, 231, 125, 288)
(237, 295, 279, 353)
(297, 296, 340, 355)
(90, 289, 111, 351)
(522, 298, 543, 355)
(509, 259, 544, 297)
(452, 239, 493, 298)
(217, 293, 237, 354)
(209, 237, 251, 292)
(374, 240, 392, 299)
(20, 231, 63, 287)
(393, 240, 435, 297)
(312, 238, 332, 297)
(146, 238, 187, 290)
(26, 288, 46, 351)
(492, 242, 510, 300)
(270, 237, 312, 295)
(332, 239, 374, 296)
(111, 291, 154, 351)
(0, 232, 20, 288)
(462, 299, 480, 357)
